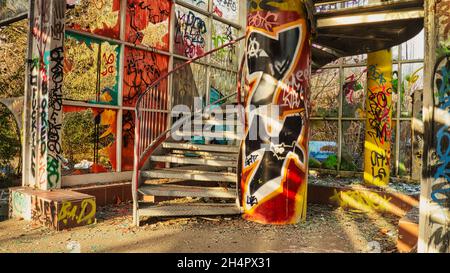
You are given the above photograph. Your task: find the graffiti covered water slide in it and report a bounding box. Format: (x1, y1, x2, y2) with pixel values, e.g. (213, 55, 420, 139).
(312, 0, 424, 69)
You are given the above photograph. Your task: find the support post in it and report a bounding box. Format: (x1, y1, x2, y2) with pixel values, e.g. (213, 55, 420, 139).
(23, 0, 66, 190)
(418, 0, 450, 253)
(364, 49, 393, 187)
(240, 0, 313, 224)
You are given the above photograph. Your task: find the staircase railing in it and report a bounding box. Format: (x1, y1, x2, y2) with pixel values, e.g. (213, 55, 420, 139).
(132, 35, 246, 222)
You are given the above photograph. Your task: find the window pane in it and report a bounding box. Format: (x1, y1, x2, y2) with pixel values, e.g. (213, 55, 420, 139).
(122, 110, 135, 171)
(390, 120, 397, 174)
(311, 68, 339, 117)
(123, 47, 169, 107)
(66, 0, 120, 39)
(174, 5, 208, 58)
(125, 0, 172, 51)
(62, 106, 117, 175)
(213, 0, 239, 23)
(400, 63, 424, 118)
(392, 46, 399, 62)
(391, 63, 399, 117)
(342, 66, 367, 118)
(342, 121, 365, 171)
(399, 121, 412, 176)
(210, 67, 237, 104)
(343, 54, 367, 65)
(211, 20, 238, 67)
(401, 29, 424, 61)
(309, 121, 338, 170)
(64, 34, 98, 102)
(64, 33, 120, 105)
(172, 59, 207, 109)
(180, 0, 209, 10)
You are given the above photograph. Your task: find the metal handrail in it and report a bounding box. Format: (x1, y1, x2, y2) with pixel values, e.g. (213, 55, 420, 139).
(137, 91, 239, 166)
(133, 35, 246, 168)
(135, 35, 246, 119)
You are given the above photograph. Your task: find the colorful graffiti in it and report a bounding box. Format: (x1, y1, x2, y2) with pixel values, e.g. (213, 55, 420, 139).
(66, 0, 120, 39)
(25, 0, 66, 190)
(363, 50, 393, 187)
(10, 191, 32, 220)
(62, 106, 117, 174)
(431, 53, 450, 208)
(211, 22, 237, 66)
(58, 198, 96, 226)
(126, 0, 171, 51)
(241, 0, 311, 224)
(330, 189, 393, 213)
(123, 47, 168, 106)
(31, 195, 58, 228)
(64, 33, 120, 105)
(174, 6, 208, 58)
(419, 0, 450, 253)
(213, 0, 239, 22)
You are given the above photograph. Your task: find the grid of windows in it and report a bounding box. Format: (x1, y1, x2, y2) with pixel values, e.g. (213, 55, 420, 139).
(61, 0, 245, 184)
(310, 30, 424, 180)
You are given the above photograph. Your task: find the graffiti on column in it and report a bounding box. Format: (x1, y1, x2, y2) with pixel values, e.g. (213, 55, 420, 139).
(428, 49, 450, 252)
(420, 0, 450, 253)
(27, 0, 65, 189)
(241, 0, 311, 224)
(364, 51, 393, 187)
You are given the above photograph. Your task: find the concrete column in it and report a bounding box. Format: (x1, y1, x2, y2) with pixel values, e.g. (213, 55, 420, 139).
(364, 49, 393, 187)
(23, 0, 66, 190)
(240, 0, 312, 224)
(418, 0, 450, 253)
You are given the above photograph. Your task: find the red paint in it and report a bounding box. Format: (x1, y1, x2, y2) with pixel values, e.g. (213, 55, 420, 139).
(122, 47, 169, 107)
(244, 160, 306, 224)
(126, 0, 172, 51)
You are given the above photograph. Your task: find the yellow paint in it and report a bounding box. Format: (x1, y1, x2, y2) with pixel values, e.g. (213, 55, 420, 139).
(330, 189, 393, 213)
(58, 198, 96, 225)
(364, 49, 393, 187)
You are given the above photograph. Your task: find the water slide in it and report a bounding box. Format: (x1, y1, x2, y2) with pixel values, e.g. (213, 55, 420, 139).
(312, 0, 424, 69)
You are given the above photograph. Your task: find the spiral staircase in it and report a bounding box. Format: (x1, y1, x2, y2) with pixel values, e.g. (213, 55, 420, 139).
(130, 0, 426, 225)
(0, 0, 426, 225)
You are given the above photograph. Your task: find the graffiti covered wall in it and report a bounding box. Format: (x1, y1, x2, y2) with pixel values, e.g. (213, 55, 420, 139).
(419, 0, 450, 253)
(23, 0, 66, 190)
(364, 50, 393, 187)
(241, 0, 312, 224)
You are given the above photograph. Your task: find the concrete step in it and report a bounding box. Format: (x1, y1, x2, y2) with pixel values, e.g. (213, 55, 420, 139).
(150, 155, 236, 167)
(138, 184, 236, 199)
(162, 142, 239, 153)
(138, 203, 242, 217)
(141, 168, 237, 183)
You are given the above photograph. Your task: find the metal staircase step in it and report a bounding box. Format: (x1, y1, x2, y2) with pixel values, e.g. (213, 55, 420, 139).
(150, 155, 236, 167)
(202, 119, 243, 126)
(138, 184, 236, 198)
(162, 142, 239, 153)
(138, 203, 242, 217)
(141, 168, 237, 182)
(173, 130, 242, 140)
(163, 152, 238, 161)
